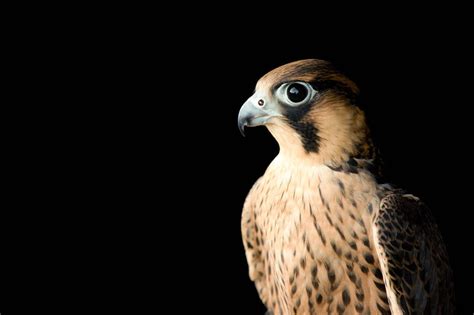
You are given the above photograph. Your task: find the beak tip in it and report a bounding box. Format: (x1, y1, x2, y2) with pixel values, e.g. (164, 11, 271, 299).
(238, 121, 247, 137)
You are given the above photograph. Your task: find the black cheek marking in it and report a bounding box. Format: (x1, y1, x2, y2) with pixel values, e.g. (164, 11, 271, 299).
(287, 120, 320, 153)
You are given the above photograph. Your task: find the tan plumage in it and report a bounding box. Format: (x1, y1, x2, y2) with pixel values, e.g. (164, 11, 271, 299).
(239, 59, 454, 314)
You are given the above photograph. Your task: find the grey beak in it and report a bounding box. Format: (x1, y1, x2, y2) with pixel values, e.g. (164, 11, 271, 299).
(237, 99, 270, 137)
(238, 117, 248, 137)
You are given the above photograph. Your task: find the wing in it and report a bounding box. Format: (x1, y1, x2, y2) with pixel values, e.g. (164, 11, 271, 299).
(242, 178, 270, 309)
(373, 193, 455, 314)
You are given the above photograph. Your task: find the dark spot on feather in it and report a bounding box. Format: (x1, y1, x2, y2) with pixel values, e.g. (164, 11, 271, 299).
(360, 265, 368, 273)
(337, 303, 345, 313)
(367, 203, 373, 214)
(356, 291, 364, 301)
(328, 270, 336, 284)
(300, 258, 306, 269)
(347, 270, 357, 283)
(355, 303, 364, 312)
(331, 241, 342, 256)
(336, 226, 346, 240)
(377, 302, 390, 314)
(312, 277, 319, 289)
(314, 221, 326, 245)
(379, 293, 389, 304)
(364, 253, 375, 264)
(351, 199, 357, 208)
(316, 293, 323, 304)
(289, 274, 295, 284)
(318, 185, 327, 207)
(337, 180, 345, 195)
(349, 241, 357, 250)
(374, 280, 386, 291)
(342, 288, 350, 305)
(372, 268, 383, 280)
(363, 238, 370, 248)
(291, 284, 297, 296)
(346, 262, 354, 271)
(293, 266, 299, 278)
(325, 212, 334, 226)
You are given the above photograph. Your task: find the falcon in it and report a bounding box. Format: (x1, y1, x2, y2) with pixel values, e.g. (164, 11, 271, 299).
(238, 59, 454, 314)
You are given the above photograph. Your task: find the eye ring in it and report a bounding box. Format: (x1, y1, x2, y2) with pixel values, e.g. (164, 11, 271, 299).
(275, 82, 315, 106)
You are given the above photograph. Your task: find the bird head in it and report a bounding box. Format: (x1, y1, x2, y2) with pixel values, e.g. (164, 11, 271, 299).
(238, 59, 375, 167)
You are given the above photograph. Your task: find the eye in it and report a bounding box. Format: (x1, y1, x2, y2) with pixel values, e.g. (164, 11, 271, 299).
(276, 82, 314, 106)
(287, 83, 308, 103)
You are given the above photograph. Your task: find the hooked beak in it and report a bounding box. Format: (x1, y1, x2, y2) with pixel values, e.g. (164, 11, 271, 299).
(238, 97, 274, 136)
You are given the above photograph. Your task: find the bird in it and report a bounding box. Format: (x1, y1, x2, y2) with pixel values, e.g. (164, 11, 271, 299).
(238, 59, 455, 315)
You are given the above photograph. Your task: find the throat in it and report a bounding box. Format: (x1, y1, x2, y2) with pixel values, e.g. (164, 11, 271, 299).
(266, 122, 322, 164)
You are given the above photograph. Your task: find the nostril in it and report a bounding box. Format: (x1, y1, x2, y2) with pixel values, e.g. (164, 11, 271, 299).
(258, 99, 264, 106)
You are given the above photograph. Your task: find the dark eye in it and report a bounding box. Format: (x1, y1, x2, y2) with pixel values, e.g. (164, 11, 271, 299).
(287, 83, 309, 103)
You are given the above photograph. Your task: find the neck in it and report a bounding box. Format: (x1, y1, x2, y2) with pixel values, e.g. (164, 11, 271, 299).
(266, 120, 321, 165)
(266, 119, 353, 167)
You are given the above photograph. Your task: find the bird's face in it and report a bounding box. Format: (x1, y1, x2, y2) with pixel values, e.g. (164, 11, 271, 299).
(238, 59, 372, 165)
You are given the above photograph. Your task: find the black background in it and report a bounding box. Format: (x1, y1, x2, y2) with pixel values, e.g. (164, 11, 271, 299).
(2, 6, 473, 314)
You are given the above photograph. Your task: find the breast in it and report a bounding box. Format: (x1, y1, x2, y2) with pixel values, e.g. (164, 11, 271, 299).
(254, 164, 391, 314)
